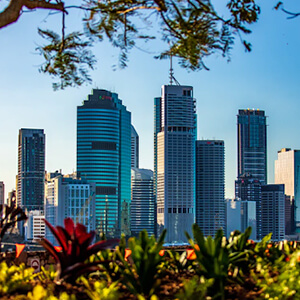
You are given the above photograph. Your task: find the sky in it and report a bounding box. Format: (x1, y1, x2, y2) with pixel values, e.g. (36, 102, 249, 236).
(0, 1, 300, 199)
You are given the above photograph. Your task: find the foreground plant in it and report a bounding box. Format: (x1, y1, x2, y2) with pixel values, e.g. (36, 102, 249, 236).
(117, 229, 167, 298)
(0, 204, 27, 251)
(40, 218, 118, 283)
(186, 224, 254, 300)
(0, 262, 35, 296)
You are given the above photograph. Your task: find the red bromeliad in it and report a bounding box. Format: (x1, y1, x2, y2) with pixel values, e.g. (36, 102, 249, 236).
(40, 218, 119, 283)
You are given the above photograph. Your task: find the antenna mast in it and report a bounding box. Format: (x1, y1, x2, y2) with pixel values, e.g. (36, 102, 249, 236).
(169, 54, 180, 86)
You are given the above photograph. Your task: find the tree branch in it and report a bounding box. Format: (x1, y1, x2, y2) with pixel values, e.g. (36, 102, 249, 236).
(0, 0, 64, 29)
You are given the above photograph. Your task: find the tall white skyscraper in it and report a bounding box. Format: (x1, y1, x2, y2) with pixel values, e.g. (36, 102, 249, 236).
(275, 148, 300, 233)
(154, 85, 196, 243)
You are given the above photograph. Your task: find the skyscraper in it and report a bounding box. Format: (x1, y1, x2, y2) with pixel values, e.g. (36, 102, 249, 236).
(261, 184, 285, 241)
(131, 168, 155, 236)
(235, 173, 262, 240)
(131, 125, 139, 168)
(195, 140, 225, 236)
(77, 89, 131, 238)
(154, 85, 196, 243)
(17, 128, 45, 210)
(275, 148, 300, 233)
(237, 109, 267, 183)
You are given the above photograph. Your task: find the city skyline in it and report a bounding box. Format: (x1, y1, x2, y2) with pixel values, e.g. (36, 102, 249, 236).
(1, 2, 300, 200)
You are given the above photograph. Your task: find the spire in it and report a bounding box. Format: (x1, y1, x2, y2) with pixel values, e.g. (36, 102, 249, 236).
(169, 54, 180, 86)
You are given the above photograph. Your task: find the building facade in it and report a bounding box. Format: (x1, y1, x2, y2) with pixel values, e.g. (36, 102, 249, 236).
(17, 128, 45, 210)
(225, 199, 241, 238)
(131, 168, 155, 237)
(77, 89, 131, 238)
(131, 125, 139, 168)
(25, 210, 45, 241)
(237, 109, 267, 184)
(0, 182, 4, 205)
(154, 85, 196, 243)
(195, 140, 225, 236)
(261, 184, 285, 241)
(235, 173, 262, 239)
(44, 172, 96, 244)
(275, 148, 300, 233)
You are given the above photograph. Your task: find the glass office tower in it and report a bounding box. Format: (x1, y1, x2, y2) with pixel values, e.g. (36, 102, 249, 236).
(237, 109, 267, 184)
(196, 140, 225, 236)
(154, 85, 196, 243)
(131, 168, 155, 236)
(77, 89, 131, 238)
(17, 128, 45, 210)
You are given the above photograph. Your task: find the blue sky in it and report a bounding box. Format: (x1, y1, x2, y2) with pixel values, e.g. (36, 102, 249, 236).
(0, 1, 300, 199)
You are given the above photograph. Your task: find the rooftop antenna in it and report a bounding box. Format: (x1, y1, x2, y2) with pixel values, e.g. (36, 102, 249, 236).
(169, 53, 180, 86)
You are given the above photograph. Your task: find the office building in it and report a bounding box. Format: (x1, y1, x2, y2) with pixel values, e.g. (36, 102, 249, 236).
(240, 201, 257, 240)
(77, 89, 131, 238)
(131, 168, 155, 236)
(17, 128, 45, 210)
(196, 140, 225, 236)
(225, 199, 241, 238)
(237, 109, 267, 183)
(25, 210, 45, 241)
(261, 184, 285, 241)
(44, 171, 96, 244)
(275, 148, 300, 233)
(285, 196, 295, 235)
(0, 182, 4, 205)
(154, 85, 196, 243)
(131, 125, 139, 168)
(235, 173, 262, 239)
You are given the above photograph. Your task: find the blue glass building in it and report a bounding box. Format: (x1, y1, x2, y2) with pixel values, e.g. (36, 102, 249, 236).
(17, 128, 45, 210)
(77, 89, 131, 238)
(237, 109, 267, 184)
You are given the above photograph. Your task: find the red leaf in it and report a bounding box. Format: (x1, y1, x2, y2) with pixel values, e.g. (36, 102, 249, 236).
(44, 219, 67, 249)
(64, 218, 75, 236)
(39, 238, 61, 263)
(75, 223, 87, 238)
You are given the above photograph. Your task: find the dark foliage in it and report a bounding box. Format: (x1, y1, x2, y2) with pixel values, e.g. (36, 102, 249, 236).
(40, 218, 119, 283)
(0, 205, 27, 252)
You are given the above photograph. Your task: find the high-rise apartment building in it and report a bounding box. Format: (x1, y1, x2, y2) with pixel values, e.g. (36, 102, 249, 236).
(131, 168, 155, 236)
(195, 140, 225, 236)
(237, 109, 267, 183)
(235, 173, 262, 239)
(77, 89, 131, 238)
(17, 129, 45, 210)
(44, 172, 96, 244)
(154, 85, 196, 243)
(261, 184, 285, 241)
(131, 125, 139, 168)
(275, 148, 300, 233)
(0, 182, 4, 205)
